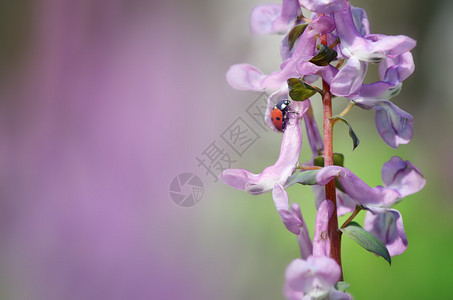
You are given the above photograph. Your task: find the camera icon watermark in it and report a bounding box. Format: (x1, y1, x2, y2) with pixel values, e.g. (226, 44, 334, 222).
(169, 173, 204, 207)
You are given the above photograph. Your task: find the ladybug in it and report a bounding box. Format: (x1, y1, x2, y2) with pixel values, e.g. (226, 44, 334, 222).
(270, 99, 292, 132)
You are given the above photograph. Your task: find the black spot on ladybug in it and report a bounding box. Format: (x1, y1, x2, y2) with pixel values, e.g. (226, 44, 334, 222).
(276, 117, 281, 121)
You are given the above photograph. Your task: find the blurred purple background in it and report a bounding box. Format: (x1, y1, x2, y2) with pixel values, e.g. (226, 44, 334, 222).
(0, 0, 452, 299)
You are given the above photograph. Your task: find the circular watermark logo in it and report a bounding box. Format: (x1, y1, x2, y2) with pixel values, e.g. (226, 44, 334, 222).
(169, 173, 204, 207)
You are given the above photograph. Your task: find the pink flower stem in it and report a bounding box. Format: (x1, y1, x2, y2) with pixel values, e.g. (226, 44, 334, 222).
(321, 35, 343, 281)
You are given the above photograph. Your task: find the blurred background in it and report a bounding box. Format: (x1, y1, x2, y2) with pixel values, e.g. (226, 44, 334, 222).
(0, 0, 451, 299)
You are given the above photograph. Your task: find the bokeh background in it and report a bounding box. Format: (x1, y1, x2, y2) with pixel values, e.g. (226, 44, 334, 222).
(0, 0, 451, 299)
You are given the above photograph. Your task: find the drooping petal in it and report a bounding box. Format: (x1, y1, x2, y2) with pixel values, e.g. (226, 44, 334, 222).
(291, 202, 313, 259)
(381, 156, 426, 197)
(273, 183, 303, 234)
(379, 52, 415, 85)
(364, 208, 408, 256)
(220, 102, 307, 194)
(313, 200, 334, 256)
(226, 64, 268, 91)
(353, 99, 414, 148)
(300, 0, 347, 14)
(317, 166, 401, 207)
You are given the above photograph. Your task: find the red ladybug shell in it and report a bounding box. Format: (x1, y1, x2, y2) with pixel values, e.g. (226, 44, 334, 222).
(270, 100, 291, 132)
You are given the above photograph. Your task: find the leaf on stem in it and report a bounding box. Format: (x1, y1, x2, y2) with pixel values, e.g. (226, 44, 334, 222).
(340, 221, 391, 265)
(287, 78, 318, 101)
(331, 115, 360, 150)
(310, 44, 338, 66)
(288, 24, 308, 51)
(286, 170, 319, 186)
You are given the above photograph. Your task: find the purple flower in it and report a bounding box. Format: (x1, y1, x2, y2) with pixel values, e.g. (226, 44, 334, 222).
(316, 156, 425, 208)
(312, 200, 334, 257)
(330, 1, 416, 97)
(284, 256, 352, 300)
(250, 0, 302, 35)
(353, 99, 414, 148)
(364, 207, 408, 256)
(300, 0, 346, 14)
(227, 15, 337, 94)
(220, 102, 314, 237)
(312, 185, 356, 216)
(381, 156, 426, 197)
(274, 185, 313, 257)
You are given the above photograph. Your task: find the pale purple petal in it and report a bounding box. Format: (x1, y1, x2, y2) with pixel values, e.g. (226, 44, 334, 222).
(334, 2, 415, 63)
(292, 202, 313, 259)
(353, 99, 414, 148)
(226, 64, 267, 91)
(284, 282, 304, 300)
(312, 186, 355, 216)
(374, 102, 414, 148)
(250, 4, 283, 35)
(219, 168, 263, 193)
(278, 0, 303, 30)
(351, 6, 370, 36)
(250, 0, 302, 35)
(355, 81, 402, 100)
(365, 33, 416, 58)
(273, 183, 302, 234)
(285, 256, 341, 294)
(317, 166, 401, 207)
(331, 56, 368, 97)
(364, 209, 408, 256)
(265, 15, 336, 88)
(313, 200, 334, 256)
(379, 52, 415, 84)
(220, 103, 306, 194)
(381, 156, 426, 197)
(300, 0, 346, 14)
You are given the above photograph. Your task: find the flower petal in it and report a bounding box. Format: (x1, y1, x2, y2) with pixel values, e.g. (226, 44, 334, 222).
(334, 2, 415, 63)
(292, 203, 313, 259)
(226, 64, 267, 91)
(331, 56, 368, 97)
(285, 256, 341, 294)
(221, 102, 307, 194)
(353, 99, 414, 148)
(317, 166, 400, 207)
(313, 200, 334, 256)
(364, 208, 408, 256)
(250, 4, 283, 35)
(381, 156, 426, 197)
(300, 0, 347, 13)
(273, 183, 302, 234)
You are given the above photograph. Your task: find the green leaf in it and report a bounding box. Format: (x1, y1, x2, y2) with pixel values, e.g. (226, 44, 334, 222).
(286, 170, 318, 186)
(313, 153, 344, 167)
(333, 153, 344, 167)
(287, 24, 308, 51)
(331, 115, 360, 150)
(287, 78, 318, 101)
(335, 281, 350, 292)
(309, 44, 338, 66)
(340, 222, 391, 265)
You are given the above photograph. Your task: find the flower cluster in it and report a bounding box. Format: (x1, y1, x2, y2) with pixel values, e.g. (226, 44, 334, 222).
(221, 0, 425, 298)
